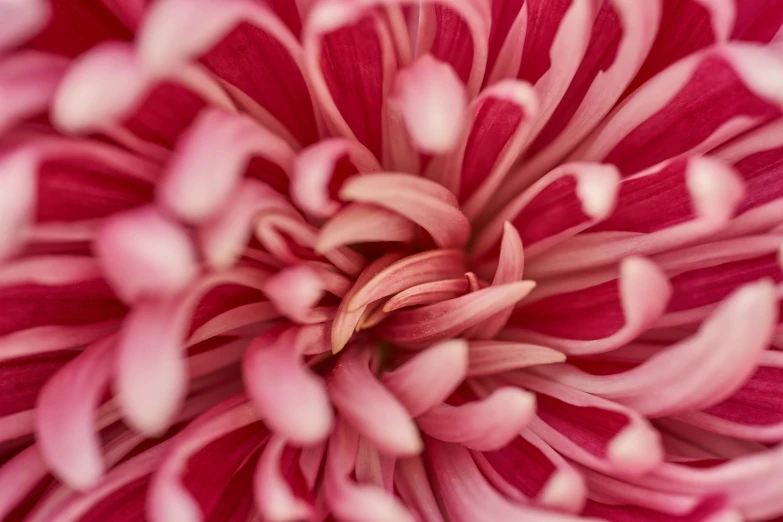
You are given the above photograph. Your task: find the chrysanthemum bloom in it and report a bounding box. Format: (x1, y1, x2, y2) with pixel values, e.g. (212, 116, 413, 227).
(3, 0, 783, 520)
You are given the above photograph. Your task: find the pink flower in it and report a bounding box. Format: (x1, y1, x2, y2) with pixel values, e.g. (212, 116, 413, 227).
(2, 0, 783, 520)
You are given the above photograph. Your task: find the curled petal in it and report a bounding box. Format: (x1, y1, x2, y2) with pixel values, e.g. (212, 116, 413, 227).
(382, 339, 469, 416)
(506, 256, 671, 355)
(467, 341, 565, 377)
(340, 173, 471, 248)
(383, 278, 470, 312)
(347, 248, 466, 312)
(507, 373, 664, 476)
(262, 264, 349, 324)
(528, 156, 746, 278)
(138, 0, 317, 146)
(474, 162, 620, 261)
(254, 437, 313, 521)
(95, 205, 198, 303)
(575, 43, 783, 176)
(36, 337, 115, 490)
(243, 328, 333, 445)
(392, 54, 467, 154)
(316, 202, 417, 252)
(292, 138, 381, 218)
(0, 52, 69, 135)
(331, 253, 405, 353)
(199, 179, 293, 269)
(427, 440, 600, 522)
(417, 387, 536, 451)
(327, 348, 422, 456)
(159, 108, 295, 224)
(539, 280, 777, 416)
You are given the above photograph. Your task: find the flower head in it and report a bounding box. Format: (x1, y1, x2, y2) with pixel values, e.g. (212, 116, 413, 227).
(2, 0, 783, 521)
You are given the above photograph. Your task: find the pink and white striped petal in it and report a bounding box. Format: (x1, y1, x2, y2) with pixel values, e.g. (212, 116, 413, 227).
(426, 440, 600, 522)
(138, 0, 318, 147)
(526, 156, 745, 279)
(575, 43, 783, 176)
(474, 162, 620, 262)
(505, 373, 664, 476)
(476, 430, 586, 513)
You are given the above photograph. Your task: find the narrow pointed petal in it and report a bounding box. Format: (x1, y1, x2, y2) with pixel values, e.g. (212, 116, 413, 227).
(158, 108, 295, 224)
(316, 203, 417, 252)
(467, 341, 565, 377)
(392, 54, 467, 154)
(331, 253, 405, 353)
(379, 281, 536, 345)
(340, 173, 470, 248)
(36, 337, 115, 490)
(243, 328, 333, 445)
(467, 221, 525, 339)
(507, 257, 671, 355)
(95, 206, 198, 303)
(418, 387, 535, 451)
(382, 339, 468, 416)
(303, 0, 394, 158)
(383, 278, 470, 312)
(327, 347, 422, 456)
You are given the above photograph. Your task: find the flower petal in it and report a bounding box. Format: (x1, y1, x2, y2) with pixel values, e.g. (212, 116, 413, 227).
(316, 202, 417, 252)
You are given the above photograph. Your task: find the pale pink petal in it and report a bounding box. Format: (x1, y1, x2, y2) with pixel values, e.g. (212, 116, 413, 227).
(527, 156, 745, 279)
(138, 0, 317, 147)
(346, 248, 466, 312)
(417, 387, 535, 451)
(0, 148, 37, 259)
(467, 341, 565, 377)
(575, 43, 783, 176)
(505, 373, 664, 476)
(0, 0, 49, 52)
(506, 257, 671, 355)
(95, 206, 198, 303)
(427, 440, 600, 522)
(327, 347, 422, 456)
(243, 327, 333, 445)
(254, 436, 313, 521)
(378, 280, 536, 346)
(476, 430, 586, 512)
(158, 108, 295, 224)
(382, 278, 470, 312)
(392, 54, 467, 154)
(340, 173, 471, 248)
(316, 202, 417, 252)
(382, 339, 468, 416)
(292, 138, 381, 219)
(394, 457, 446, 522)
